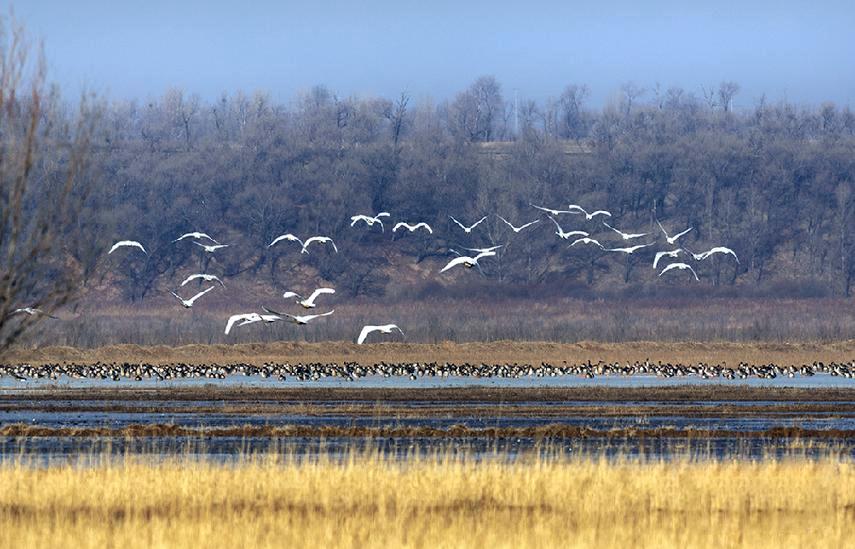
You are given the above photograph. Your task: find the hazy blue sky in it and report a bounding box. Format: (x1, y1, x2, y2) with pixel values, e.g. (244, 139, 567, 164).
(11, 0, 855, 108)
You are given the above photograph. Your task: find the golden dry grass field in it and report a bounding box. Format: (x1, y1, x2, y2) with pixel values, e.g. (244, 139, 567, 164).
(0, 453, 852, 549)
(8, 339, 855, 366)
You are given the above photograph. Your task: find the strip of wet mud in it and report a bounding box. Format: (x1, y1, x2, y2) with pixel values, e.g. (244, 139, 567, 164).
(2, 423, 854, 439)
(4, 386, 854, 402)
(3, 401, 855, 418)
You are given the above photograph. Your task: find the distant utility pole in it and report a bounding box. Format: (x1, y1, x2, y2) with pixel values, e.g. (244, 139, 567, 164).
(513, 88, 519, 138)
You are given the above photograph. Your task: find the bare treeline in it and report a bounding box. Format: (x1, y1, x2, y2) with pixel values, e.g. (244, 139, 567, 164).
(33, 75, 855, 301)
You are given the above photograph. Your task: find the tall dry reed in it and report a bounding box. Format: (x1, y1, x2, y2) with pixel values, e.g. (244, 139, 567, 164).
(0, 452, 852, 548)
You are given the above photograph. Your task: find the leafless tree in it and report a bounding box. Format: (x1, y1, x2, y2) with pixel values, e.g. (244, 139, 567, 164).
(557, 84, 589, 138)
(0, 18, 97, 353)
(619, 82, 645, 118)
(718, 81, 740, 113)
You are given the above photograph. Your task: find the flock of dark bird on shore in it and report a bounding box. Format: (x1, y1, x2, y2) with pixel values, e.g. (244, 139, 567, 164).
(1, 359, 851, 383)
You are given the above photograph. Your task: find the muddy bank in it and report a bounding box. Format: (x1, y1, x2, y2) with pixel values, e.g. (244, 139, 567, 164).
(3, 400, 855, 418)
(2, 423, 854, 440)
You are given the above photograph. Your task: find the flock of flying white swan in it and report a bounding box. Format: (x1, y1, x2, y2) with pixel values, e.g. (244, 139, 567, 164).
(98, 203, 738, 343)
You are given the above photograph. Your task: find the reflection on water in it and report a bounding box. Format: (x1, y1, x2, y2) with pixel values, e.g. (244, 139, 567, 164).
(2, 373, 853, 389)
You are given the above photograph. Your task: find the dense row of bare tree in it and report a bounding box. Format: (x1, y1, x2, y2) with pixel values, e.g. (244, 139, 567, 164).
(73, 75, 854, 300)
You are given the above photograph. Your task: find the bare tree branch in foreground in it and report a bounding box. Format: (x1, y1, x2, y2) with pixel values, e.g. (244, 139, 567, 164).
(0, 16, 97, 354)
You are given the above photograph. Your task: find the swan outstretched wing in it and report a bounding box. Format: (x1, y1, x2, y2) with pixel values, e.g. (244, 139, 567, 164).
(186, 286, 216, 306)
(108, 240, 147, 255)
(670, 227, 693, 243)
(653, 249, 681, 269)
(449, 216, 467, 231)
(225, 313, 259, 335)
(302, 236, 338, 253)
(268, 234, 303, 248)
(304, 288, 335, 307)
(357, 325, 377, 344)
(440, 255, 474, 273)
(700, 247, 739, 263)
(659, 262, 699, 280)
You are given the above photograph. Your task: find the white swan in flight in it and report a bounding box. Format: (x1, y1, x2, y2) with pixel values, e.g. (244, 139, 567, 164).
(11, 307, 58, 319)
(606, 243, 652, 254)
(180, 273, 225, 287)
(603, 222, 647, 240)
(269, 233, 337, 254)
(461, 245, 503, 254)
(225, 313, 263, 335)
(351, 212, 391, 231)
(568, 205, 611, 220)
(440, 250, 496, 273)
(170, 286, 216, 308)
(657, 220, 693, 245)
(194, 242, 229, 253)
(659, 262, 699, 281)
(301, 236, 338, 254)
(653, 249, 682, 269)
(570, 237, 604, 249)
(530, 204, 571, 216)
(498, 216, 540, 233)
(393, 222, 433, 234)
(282, 288, 335, 309)
(547, 217, 588, 240)
(108, 240, 147, 255)
(696, 246, 739, 263)
(267, 233, 303, 249)
(262, 306, 335, 325)
(357, 324, 404, 344)
(172, 232, 218, 244)
(449, 215, 488, 233)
